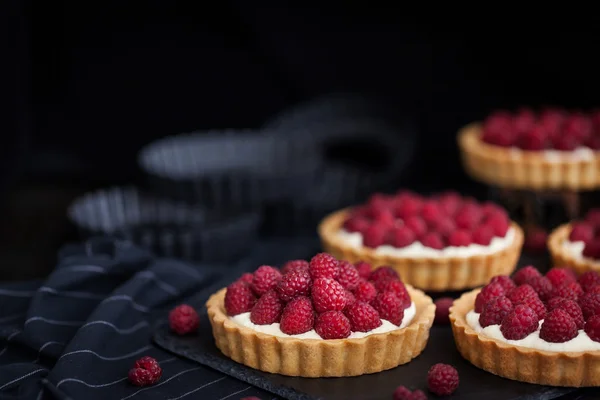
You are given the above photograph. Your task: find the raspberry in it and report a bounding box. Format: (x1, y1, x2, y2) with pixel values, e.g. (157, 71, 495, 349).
(480, 296, 513, 327)
(448, 230, 472, 247)
(472, 226, 494, 246)
(394, 196, 423, 219)
(393, 387, 426, 400)
(336, 261, 360, 290)
(390, 226, 416, 248)
(547, 298, 584, 329)
(251, 265, 282, 297)
(475, 282, 505, 313)
(585, 315, 600, 342)
(552, 134, 579, 151)
(513, 266, 542, 286)
(237, 273, 254, 285)
(583, 240, 600, 259)
(421, 232, 445, 250)
(579, 271, 600, 292)
(362, 224, 389, 248)
(410, 390, 427, 400)
(378, 279, 411, 309)
(585, 135, 600, 150)
(546, 267, 577, 288)
(430, 217, 456, 239)
(279, 296, 314, 335)
(427, 363, 459, 396)
(367, 193, 392, 210)
(250, 290, 283, 325)
(579, 292, 600, 319)
(276, 270, 312, 302)
(590, 285, 600, 295)
(437, 191, 462, 214)
(500, 304, 539, 340)
(308, 253, 339, 280)
(403, 216, 427, 238)
(345, 290, 356, 306)
(489, 275, 516, 292)
(540, 309, 578, 343)
(517, 295, 547, 321)
(482, 113, 515, 146)
(353, 280, 377, 303)
(420, 201, 442, 225)
(372, 292, 404, 325)
(434, 297, 454, 325)
(569, 223, 595, 243)
(527, 276, 554, 301)
(524, 228, 548, 254)
(311, 278, 347, 313)
(128, 356, 162, 386)
(485, 214, 510, 237)
(343, 216, 370, 233)
(507, 284, 538, 304)
(454, 208, 481, 230)
(514, 108, 536, 132)
(345, 301, 382, 332)
(240, 398, 261, 400)
(372, 208, 396, 228)
(315, 311, 351, 339)
(168, 304, 200, 335)
(354, 261, 372, 279)
(225, 282, 257, 316)
(281, 259, 309, 275)
(586, 209, 600, 226)
(369, 266, 399, 282)
(552, 281, 583, 302)
(518, 125, 546, 150)
(481, 202, 507, 219)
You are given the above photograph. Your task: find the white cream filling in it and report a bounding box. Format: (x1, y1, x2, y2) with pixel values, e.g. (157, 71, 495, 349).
(337, 228, 515, 258)
(230, 302, 416, 340)
(508, 147, 596, 162)
(467, 310, 600, 352)
(563, 239, 600, 266)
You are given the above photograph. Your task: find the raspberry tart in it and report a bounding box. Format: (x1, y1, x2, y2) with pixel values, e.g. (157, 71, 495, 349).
(458, 108, 600, 190)
(318, 191, 523, 291)
(206, 253, 435, 377)
(450, 266, 600, 386)
(549, 209, 600, 275)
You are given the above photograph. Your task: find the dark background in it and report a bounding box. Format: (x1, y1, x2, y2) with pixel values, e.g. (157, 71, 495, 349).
(1, 3, 600, 280)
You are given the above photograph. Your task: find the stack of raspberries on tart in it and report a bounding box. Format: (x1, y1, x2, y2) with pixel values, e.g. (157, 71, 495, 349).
(206, 252, 435, 377)
(450, 266, 600, 386)
(318, 190, 523, 291)
(458, 108, 600, 190)
(549, 208, 600, 274)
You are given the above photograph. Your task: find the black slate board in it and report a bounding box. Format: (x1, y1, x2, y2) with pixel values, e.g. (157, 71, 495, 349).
(154, 314, 577, 400)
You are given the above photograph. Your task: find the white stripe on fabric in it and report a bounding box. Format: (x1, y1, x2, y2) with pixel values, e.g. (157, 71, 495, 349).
(0, 331, 21, 357)
(100, 295, 149, 313)
(59, 265, 105, 273)
(80, 320, 149, 334)
(0, 368, 46, 390)
(136, 271, 179, 295)
(58, 345, 152, 362)
(0, 289, 36, 297)
(38, 287, 106, 300)
(25, 317, 84, 327)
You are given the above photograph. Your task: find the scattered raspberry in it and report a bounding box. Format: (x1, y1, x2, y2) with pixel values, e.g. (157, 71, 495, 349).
(517, 295, 547, 321)
(281, 259, 309, 275)
(393, 386, 426, 400)
(128, 356, 162, 386)
(353, 280, 377, 303)
(475, 283, 505, 313)
(513, 266, 542, 286)
(363, 224, 388, 248)
(507, 284, 538, 305)
(480, 296, 513, 327)
(251, 265, 282, 297)
(308, 253, 340, 280)
(527, 276, 554, 301)
(547, 298, 584, 329)
(410, 390, 427, 400)
(485, 214, 510, 237)
(345, 301, 382, 332)
(585, 315, 600, 342)
(500, 304, 539, 340)
(427, 363, 459, 396)
(523, 228, 548, 253)
(421, 232, 445, 250)
(540, 309, 578, 343)
(168, 304, 200, 335)
(448, 230, 472, 247)
(250, 290, 283, 325)
(472, 226, 494, 246)
(279, 296, 314, 335)
(391, 226, 416, 248)
(403, 216, 427, 238)
(337, 261, 360, 290)
(237, 273, 254, 285)
(489, 275, 516, 292)
(315, 311, 351, 339)
(546, 267, 577, 288)
(579, 271, 600, 292)
(241, 397, 261, 400)
(276, 269, 311, 302)
(224, 282, 257, 316)
(369, 266, 399, 283)
(434, 297, 454, 325)
(372, 292, 404, 325)
(579, 292, 600, 319)
(311, 278, 347, 313)
(552, 281, 583, 302)
(569, 223, 595, 243)
(377, 279, 411, 309)
(354, 261, 372, 279)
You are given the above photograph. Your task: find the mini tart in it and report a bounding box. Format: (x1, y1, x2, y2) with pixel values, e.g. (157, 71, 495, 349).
(450, 289, 600, 387)
(318, 208, 524, 291)
(549, 223, 600, 275)
(206, 285, 435, 378)
(458, 122, 600, 190)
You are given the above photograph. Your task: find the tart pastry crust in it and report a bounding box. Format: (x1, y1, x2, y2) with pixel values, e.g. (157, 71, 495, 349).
(318, 208, 524, 291)
(458, 123, 600, 190)
(450, 289, 600, 386)
(548, 223, 600, 275)
(206, 286, 435, 377)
